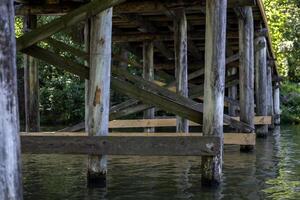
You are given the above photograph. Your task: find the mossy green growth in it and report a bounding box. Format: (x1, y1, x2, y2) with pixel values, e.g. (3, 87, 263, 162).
(281, 81, 300, 124)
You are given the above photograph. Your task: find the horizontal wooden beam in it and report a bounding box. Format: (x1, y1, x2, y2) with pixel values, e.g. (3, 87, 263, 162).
(108, 116, 272, 128)
(15, 0, 256, 15)
(20, 132, 255, 146)
(16, 0, 125, 51)
(21, 134, 220, 156)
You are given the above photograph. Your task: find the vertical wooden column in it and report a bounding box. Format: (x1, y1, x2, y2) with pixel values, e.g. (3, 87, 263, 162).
(238, 7, 255, 151)
(87, 8, 112, 187)
(0, 2, 23, 199)
(228, 68, 238, 117)
(119, 46, 128, 68)
(174, 8, 189, 133)
(24, 15, 40, 132)
(143, 41, 155, 133)
(273, 82, 280, 125)
(201, 0, 227, 186)
(255, 35, 268, 137)
(267, 65, 274, 128)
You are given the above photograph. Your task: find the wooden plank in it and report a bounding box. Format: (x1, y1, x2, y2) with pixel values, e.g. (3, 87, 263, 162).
(174, 8, 189, 133)
(108, 116, 272, 128)
(255, 35, 268, 136)
(20, 132, 255, 146)
(21, 135, 220, 156)
(201, 0, 227, 185)
(16, 0, 125, 51)
(86, 7, 113, 185)
(0, 2, 23, 198)
(143, 41, 155, 133)
(24, 15, 40, 132)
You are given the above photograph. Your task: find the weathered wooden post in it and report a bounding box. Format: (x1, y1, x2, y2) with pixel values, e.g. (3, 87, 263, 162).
(273, 81, 280, 125)
(86, 8, 112, 187)
(228, 67, 238, 117)
(143, 41, 155, 133)
(174, 7, 189, 133)
(254, 35, 268, 137)
(0, 1, 23, 198)
(201, 0, 227, 186)
(24, 15, 40, 132)
(119, 46, 128, 68)
(238, 7, 255, 151)
(267, 65, 274, 129)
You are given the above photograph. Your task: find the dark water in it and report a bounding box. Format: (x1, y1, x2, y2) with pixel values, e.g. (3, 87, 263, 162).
(22, 126, 300, 200)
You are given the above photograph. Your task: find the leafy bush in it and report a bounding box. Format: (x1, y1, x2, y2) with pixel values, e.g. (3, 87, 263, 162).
(281, 81, 300, 124)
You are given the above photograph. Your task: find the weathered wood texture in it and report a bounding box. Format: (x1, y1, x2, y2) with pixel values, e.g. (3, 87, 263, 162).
(24, 15, 40, 132)
(143, 41, 155, 133)
(0, 1, 23, 199)
(87, 8, 112, 184)
(16, 0, 125, 51)
(20, 132, 255, 146)
(15, 0, 257, 15)
(273, 82, 280, 125)
(108, 116, 272, 128)
(174, 8, 189, 133)
(255, 36, 268, 136)
(21, 135, 220, 156)
(267, 65, 274, 127)
(238, 7, 255, 133)
(201, 0, 227, 186)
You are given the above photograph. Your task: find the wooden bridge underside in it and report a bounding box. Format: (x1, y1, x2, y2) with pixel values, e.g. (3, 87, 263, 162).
(14, 0, 280, 185)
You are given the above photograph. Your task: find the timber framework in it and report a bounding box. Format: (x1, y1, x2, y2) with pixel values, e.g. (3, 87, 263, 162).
(13, 0, 281, 187)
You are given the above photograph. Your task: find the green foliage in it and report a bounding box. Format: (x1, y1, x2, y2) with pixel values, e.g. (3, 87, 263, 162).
(264, 0, 300, 81)
(281, 81, 300, 124)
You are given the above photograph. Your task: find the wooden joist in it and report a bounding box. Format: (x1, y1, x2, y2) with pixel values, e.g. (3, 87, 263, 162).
(21, 133, 220, 156)
(16, 0, 125, 51)
(108, 116, 272, 128)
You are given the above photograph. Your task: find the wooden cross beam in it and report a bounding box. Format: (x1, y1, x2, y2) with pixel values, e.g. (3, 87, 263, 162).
(21, 134, 220, 156)
(16, 0, 125, 51)
(117, 13, 174, 60)
(20, 45, 253, 132)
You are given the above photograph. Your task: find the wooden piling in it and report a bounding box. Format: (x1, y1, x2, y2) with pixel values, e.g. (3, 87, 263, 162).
(24, 15, 40, 132)
(267, 65, 274, 129)
(228, 67, 238, 117)
(143, 41, 155, 133)
(273, 82, 280, 125)
(201, 0, 227, 186)
(0, 1, 23, 198)
(238, 7, 255, 151)
(86, 8, 112, 187)
(255, 35, 268, 137)
(174, 7, 189, 133)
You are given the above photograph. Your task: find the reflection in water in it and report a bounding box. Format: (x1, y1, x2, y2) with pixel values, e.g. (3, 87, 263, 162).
(22, 126, 300, 200)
